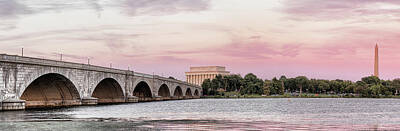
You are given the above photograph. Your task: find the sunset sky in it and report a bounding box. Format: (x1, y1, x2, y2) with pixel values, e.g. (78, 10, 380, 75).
(1, 0, 400, 81)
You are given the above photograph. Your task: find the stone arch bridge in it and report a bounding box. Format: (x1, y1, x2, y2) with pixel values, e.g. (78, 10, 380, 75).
(0, 54, 201, 111)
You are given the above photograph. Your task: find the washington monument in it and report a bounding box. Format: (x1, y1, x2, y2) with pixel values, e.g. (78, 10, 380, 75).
(374, 44, 379, 77)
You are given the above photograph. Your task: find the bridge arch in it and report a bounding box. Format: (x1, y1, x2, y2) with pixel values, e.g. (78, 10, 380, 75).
(91, 78, 125, 104)
(20, 73, 81, 108)
(173, 86, 183, 97)
(158, 84, 171, 97)
(89, 73, 126, 98)
(185, 88, 193, 96)
(133, 81, 153, 101)
(194, 89, 199, 96)
(19, 68, 81, 98)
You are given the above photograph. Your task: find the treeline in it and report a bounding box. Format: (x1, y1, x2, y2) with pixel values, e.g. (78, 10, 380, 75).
(201, 73, 400, 97)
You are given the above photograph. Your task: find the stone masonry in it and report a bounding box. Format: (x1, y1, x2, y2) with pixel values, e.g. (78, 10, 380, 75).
(0, 54, 201, 111)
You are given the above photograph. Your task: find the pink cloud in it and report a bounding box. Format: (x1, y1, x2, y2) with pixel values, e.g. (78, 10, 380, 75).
(283, 0, 400, 21)
(155, 55, 193, 63)
(217, 42, 275, 60)
(214, 42, 304, 61)
(248, 35, 262, 40)
(123, 0, 210, 16)
(281, 44, 301, 57)
(160, 41, 303, 63)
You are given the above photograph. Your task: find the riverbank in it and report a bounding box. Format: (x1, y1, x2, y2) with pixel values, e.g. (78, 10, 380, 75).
(201, 93, 400, 99)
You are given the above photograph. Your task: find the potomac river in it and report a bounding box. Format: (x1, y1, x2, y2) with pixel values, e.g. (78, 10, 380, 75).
(1, 98, 400, 130)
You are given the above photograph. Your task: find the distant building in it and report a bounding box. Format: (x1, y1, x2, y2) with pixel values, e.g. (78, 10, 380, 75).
(185, 66, 230, 86)
(374, 44, 379, 78)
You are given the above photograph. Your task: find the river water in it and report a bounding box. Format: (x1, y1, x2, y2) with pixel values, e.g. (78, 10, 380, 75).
(1, 98, 400, 130)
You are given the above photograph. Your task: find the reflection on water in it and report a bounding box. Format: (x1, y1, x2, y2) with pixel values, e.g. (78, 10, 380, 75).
(1, 98, 400, 130)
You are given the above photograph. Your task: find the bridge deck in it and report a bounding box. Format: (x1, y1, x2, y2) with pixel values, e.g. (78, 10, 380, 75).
(0, 54, 198, 87)
(0, 54, 129, 74)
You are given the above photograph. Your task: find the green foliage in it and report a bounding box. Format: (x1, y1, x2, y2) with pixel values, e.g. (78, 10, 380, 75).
(362, 76, 381, 85)
(241, 73, 264, 95)
(201, 79, 211, 95)
(263, 80, 271, 95)
(224, 75, 243, 92)
(200, 73, 400, 98)
(295, 76, 309, 93)
(265, 77, 285, 95)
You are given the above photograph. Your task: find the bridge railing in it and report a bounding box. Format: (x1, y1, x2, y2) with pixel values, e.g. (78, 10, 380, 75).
(134, 72, 153, 78)
(0, 54, 129, 74)
(154, 75, 180, 83)
(153, 75, 201, 88)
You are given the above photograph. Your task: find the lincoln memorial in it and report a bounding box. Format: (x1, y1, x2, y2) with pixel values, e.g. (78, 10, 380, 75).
(185, 66, 231, 86)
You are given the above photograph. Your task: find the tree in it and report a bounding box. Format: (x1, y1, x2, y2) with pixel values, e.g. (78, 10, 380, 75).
(279, 75, 287, 81)
(368, 84, 381, 97)
(309, 79, 318, 93)
(393, 79, 400, 95)
(345, 83, 356, 93)
(279, 81, 285, 95)
(279, 76, 286, 94)
(380, 80, 392, 96)
(263, 80, 271, 95)
(270, 77, 279, 94)
(329, 80, 342, 94)
(362, 76, 380, 85)
(269, 77, 284, 95)
(211, 79, 220, 95)
(318, 80, 330, 94)
(168, 76, 176, 79)
(295, 76, 309, 95)
(201, 79, 211, 95)
(241, 73, 264, 95)
(224, 75, 243, 92)
(342, 80, 353, 93)
(354, 81, 367, 95)
(200, 72, 400, 97)
(285, 78, 297, 93)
